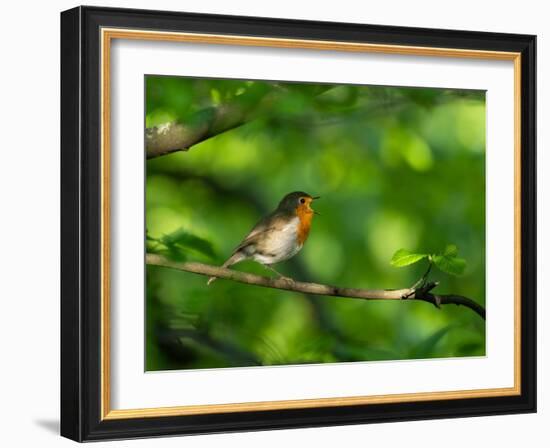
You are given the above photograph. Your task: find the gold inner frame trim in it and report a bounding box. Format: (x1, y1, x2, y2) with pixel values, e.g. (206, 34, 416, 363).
(100, 27, 522, 420)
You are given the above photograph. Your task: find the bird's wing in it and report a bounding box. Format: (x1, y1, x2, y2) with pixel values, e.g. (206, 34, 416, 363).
(211, 213, 288, 283)
(234, 211, 291, 254)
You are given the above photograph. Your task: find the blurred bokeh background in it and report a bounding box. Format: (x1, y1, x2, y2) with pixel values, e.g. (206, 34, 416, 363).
(145, 76, 486, 371)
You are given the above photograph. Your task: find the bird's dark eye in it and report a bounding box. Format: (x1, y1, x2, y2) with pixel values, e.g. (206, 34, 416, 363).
(299, 198, 306, 204)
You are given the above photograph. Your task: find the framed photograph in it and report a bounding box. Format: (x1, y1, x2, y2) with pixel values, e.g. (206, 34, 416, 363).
(60, 6, 536, 442)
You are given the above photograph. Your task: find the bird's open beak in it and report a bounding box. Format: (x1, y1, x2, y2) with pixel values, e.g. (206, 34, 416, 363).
(310, 196, 321, 215)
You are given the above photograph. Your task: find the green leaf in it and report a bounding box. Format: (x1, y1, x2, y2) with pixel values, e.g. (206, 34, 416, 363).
(442, 243, 458, 257)
(432, 254, 466, 276)
(431, 243, 467, 276)
(210, 88, 222, 105)
(146, 239, 161, 254)
(164, 245, 188, 262)
(390, 249, 428, 267)
(161, 228, 216, 259)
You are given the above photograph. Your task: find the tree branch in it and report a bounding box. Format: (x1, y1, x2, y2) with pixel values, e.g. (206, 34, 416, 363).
(145, 84, 334, 159)
(146, 105, 248, 159)
(146, 253, 486, 320)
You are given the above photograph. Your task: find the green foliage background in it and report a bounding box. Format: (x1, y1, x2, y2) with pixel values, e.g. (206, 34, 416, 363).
(145, 76, 486, 371)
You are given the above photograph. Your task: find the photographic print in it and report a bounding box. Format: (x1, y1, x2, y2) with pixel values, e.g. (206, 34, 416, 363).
(145, 76, 486, 371)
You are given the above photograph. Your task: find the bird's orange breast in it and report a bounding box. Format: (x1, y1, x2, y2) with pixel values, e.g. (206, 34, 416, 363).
(296, 206, 313, 245)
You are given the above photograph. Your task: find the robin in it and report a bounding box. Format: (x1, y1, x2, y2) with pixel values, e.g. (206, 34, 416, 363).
(207, 191, 320, 285)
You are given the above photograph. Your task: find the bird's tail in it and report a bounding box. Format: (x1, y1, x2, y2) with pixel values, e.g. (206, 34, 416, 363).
(207, 251, 245, 285)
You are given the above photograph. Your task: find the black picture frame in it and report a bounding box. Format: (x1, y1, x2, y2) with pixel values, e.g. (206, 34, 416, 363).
(61, 5, 536, 442)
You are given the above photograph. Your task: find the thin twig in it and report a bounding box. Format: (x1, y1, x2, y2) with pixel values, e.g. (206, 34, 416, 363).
(146, 253, 485, 319)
